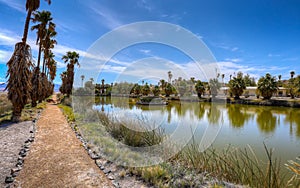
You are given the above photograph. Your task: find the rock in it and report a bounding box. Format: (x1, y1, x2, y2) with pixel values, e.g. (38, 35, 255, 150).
(112, 182, 120, 188)
(108, 175, 114, 180)
(16, 160, 23, 167)
(30, 130, 34, 133)
(11, 168, 20, 174)
(5, 176, 14, 183)
(103, 169, 111, 174)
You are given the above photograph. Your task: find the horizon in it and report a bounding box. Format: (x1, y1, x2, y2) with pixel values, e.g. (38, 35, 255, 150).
(0, 0, 299, 84)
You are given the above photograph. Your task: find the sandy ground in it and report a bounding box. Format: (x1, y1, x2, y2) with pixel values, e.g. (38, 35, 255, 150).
(13, 100, 113, 188)
(0, 121, 34, 187)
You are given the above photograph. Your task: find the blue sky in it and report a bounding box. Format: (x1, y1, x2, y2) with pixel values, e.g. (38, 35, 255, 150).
(0, 0, 300, 84)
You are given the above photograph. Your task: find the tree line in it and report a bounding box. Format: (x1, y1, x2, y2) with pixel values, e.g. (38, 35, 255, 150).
(5, 0, 79, 122)
(77, 70, 300, 101)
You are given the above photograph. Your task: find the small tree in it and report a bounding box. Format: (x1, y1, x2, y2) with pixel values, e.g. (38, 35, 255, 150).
(228, 72, 246, 99)
(257, 73, 278, 100)
(195, 80, 205, 98)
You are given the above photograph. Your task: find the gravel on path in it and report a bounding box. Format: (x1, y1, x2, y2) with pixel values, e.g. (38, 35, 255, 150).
(0, 121, 34, 187)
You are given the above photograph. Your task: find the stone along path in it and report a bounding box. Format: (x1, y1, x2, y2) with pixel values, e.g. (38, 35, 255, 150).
(0, 121, 34, 188)
(14, 101, 113, 187)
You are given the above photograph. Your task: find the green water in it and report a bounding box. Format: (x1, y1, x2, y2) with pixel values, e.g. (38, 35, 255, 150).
(88, 96, 300, 165)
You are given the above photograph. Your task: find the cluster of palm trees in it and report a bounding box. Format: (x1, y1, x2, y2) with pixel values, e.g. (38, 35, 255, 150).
(59, 51, 80, 97)
(6, 0, 57, 122)
(228, 71, 300, 100)
(30, 10, 57, 107)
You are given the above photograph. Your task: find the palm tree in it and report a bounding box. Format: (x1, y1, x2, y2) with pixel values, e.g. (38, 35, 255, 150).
(152, 85, 160, 96)
(290, 71, 295, 79)
(101, 79, 105, 94)
(23, 0, 51, 44)
(168, 71, 173, 83)
(165, 83, 174, 97)
(257, 73, 278, 100)
(31, 10, 54, 70)
(43, 28, 57, 74)
(30, 10, 54, 106)
(228, 72, 246, 99)
(195, 80, 205, 98)
(160, 79, 166, 91)
(59, 71, 67, 95)
(221, 74, 225, 86)
(142, 83, 150, 96)
(62, 51, 80, 97)
(6, 0, 51, 121)
(80, 75, 85, 87)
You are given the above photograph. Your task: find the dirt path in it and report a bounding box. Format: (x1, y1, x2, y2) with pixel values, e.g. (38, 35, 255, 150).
(14, 98, 113, 187)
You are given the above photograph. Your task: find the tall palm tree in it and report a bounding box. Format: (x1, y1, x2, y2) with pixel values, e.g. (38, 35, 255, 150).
(80, 75, 85, 87)
(43, 28, 57, 74)
(23, 0, 51, 44)
(62, 51, 80, 97)
(31, 10, 54, 70)
(30, 10, 54, 106)
(6, 0, 51, 122)
(101, 79, 105, 94)
(168, 71, 173, 83)
(221, 74, 225, 86)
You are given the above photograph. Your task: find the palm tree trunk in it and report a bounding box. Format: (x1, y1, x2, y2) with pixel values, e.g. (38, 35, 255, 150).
(22, 10, 32, 44)
(37, 44, 42, 68)
(42, 55, 46, 73)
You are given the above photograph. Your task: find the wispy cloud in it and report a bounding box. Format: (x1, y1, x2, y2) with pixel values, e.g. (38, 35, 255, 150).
(0, 29, 19, 45)
(0, 50, 12, 62)
(137, 0, 153, 12)
(213, 43, 239, 52)
(268, 53, 281, 57)
(0, 0, 25, 13)
(139, 49, 151, 55)
(87, 3, 123, 30)
(225, 58, 243, 63)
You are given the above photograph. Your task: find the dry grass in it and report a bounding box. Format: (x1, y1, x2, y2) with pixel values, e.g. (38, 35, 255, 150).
(0, 93, 47, 125)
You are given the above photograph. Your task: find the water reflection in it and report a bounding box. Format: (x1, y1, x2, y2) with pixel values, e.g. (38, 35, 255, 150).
(91, 96, 300, 139)
(256, 110, 277, 133)
(285, 110, 300, 137)
(227, 105, 251, 128)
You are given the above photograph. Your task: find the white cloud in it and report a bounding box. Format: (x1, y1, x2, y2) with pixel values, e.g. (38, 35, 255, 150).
(225, 58, 243, 63)
(139, 49, 151, 55)
(0, 0, 25, 13)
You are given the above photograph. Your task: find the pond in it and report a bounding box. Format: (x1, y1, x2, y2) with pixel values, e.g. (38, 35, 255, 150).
(91, 96, 300, 164)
